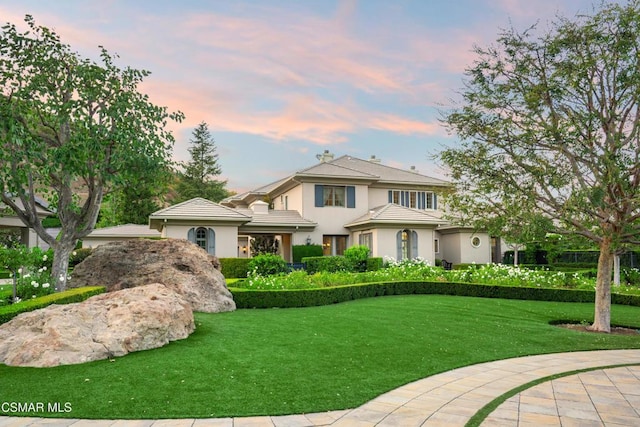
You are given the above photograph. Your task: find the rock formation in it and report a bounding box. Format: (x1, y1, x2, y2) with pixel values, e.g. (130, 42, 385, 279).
(69, 239, 235, 313)
(0, 283, 194, 367)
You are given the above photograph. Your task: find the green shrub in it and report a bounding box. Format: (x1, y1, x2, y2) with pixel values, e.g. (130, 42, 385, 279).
(248, 254, 289, 276)
(69, 248, 93, 268)
(366, 257, 383, 271)
(292, 244, 323, 263)
(452, 263, 481, 270)
(0, 246, 55, 301)
(623, 268, 640, 285)
(303, 256, 352, 274)
(344, 245, 370, 272)
(41, 215, 62, 228)
(220, 258, 251, 278)
(0, 286, 105, 324)
(551, 262, 599, 269)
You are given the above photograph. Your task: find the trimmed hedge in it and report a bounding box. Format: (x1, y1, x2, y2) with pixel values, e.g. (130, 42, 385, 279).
(230, 280, 640, 309)
(303, 256, 352, 274)
(292, 245, 323, 263)
(0, 286, 105, 324)
(366, 257, 383, 271)
(220, 258, 251, 278)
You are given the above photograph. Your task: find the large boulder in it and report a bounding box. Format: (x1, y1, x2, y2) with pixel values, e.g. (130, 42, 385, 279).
(69, 239, 235, 313)
(0, 283, 195, 367)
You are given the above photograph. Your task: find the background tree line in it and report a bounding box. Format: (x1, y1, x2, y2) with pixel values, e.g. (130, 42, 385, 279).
(98, 121, 232, 227)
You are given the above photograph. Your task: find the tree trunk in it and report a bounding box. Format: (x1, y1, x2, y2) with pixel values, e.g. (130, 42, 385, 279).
(11, 271, 17, 301)
(613, 254, 620, 286)
(51, 239, 75, 292)
(514, 248, 519, 266)
(590, 239, 613, 333)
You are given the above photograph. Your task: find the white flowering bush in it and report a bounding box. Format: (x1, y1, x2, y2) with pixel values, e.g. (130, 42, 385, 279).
(231, 257, 623, 293)
(15, 248, 55, 300)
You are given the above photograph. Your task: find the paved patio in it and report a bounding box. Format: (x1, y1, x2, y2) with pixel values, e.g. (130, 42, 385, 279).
(1, 349, 639, 426)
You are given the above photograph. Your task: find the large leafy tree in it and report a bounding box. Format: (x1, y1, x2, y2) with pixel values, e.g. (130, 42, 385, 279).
(0, 16, 183, 291)
(98, 164, 171, 226)
(174, 121, 229, 203)
(439, 1, 640, 332)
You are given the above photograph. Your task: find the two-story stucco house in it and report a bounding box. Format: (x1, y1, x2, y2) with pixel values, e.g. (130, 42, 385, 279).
(144, 151, 493, 265)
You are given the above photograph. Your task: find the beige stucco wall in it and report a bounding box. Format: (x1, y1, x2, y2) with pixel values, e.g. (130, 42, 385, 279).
(368, 187, 390, 208)
(459, 233, 492, 264)
(438, 233, 461, 264)
(0, 224, 56, 249)
(437, 231, 492, 265)
(299, 182, 370, 247)
(275, 185, 303, 212)
(365, 227, 436, 264)
(162, 224, 240, 258)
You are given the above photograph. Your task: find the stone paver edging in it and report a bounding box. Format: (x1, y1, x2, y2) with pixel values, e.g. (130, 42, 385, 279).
(1, 349, 639, 426)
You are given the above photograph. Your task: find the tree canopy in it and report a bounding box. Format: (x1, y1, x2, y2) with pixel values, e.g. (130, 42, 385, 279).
(0, 15, 183, 290)
(173, 121, 230, 203)
(438, 1, 640, 332)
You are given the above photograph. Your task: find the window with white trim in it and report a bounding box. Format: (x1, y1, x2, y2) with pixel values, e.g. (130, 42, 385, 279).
(388, 190, 437, 210)
(324, 186, 345, 207)
(323, 235, 347, 256)
(359, 232, 373, 252)
(315, 185, 356, 208)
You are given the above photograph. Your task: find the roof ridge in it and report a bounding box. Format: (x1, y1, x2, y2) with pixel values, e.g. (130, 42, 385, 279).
(331, 155, 449, 183)
(151, 197, 252, 218)
(296, 160, 379, 178)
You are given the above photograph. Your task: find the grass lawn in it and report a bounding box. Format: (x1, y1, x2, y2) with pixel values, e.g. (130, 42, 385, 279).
(1, 295, 639, 419)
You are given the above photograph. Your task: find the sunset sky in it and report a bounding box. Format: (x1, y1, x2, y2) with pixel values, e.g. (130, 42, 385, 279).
(0, 0, 614, 193)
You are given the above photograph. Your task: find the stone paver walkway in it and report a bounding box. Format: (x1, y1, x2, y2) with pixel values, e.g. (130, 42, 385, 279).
(482, 365, 640, 427)
(1, 349, 639, 427)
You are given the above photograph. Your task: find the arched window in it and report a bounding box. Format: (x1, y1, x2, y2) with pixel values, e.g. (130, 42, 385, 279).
(396, 229, 418, 260)
(187, 227, 216, 255)
(195, 228, 207, 249)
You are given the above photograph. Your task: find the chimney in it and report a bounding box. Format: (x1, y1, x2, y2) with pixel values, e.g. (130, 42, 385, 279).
(409, 165, 418, 173)
(369, 155, 381, 163)
(249, 200, 269, 214)
(316, 149, 334, 162)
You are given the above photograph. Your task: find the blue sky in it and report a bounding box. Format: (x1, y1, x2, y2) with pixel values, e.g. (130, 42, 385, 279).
(0, 0, 613, 193)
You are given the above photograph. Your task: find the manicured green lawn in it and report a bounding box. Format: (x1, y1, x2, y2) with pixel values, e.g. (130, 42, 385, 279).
(1, 295, 639, 419)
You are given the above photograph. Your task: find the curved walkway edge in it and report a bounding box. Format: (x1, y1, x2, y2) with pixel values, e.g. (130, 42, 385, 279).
(1, 349, 639, 427)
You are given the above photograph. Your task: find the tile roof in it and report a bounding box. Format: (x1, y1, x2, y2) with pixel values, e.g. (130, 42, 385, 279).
(87, 224, 161, 238)
(151, 198, 252, 221)
(295, 161, 379, 180)
(328, 155, 449, 186)
(345, 204, 447, 228)
(224, 154, 451, 206)
(149, 198, 316, 231)
(1, 193, 53, 215)
(235, 208, 316, 228)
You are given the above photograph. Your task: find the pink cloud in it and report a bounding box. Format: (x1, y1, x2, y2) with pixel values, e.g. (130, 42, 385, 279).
(175, 10, 417, 94)
(368, 115, 443, 136)
(0, 2, 504, 156)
